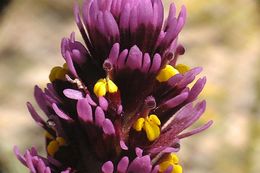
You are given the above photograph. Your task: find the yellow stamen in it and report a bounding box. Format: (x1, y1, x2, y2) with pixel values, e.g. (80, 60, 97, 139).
(133, 118, 145, 131)
(56, 137, 66, 146)
(175, 64, 190, 74)
(156, 65, 179, 82)
(93, 78, 118, 97)
(133, 114, 161, 141)
(47, 140, 59, 157)
(45, 131, 54, 140)
(49, 64, 68, 82)
(47, 137, 66, 156)
(63, 63, 68, 70)
(159, 154, 183, 173)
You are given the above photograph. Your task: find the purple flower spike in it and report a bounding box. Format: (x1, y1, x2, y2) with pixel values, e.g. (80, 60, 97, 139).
(15, 0, 212, 172)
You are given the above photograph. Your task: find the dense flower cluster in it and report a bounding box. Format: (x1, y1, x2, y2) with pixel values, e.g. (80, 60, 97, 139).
(14, 0, 213, 173)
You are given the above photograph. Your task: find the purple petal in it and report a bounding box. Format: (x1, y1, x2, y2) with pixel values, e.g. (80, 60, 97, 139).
(52, 103, 73, 122)
(119, 3, 131, 31)
(86, 94, 97, 106)
(151, 165, 160, 173)
(25, 151, 36, 173)
(164, 166, 173, 173)
(13, 146, 26, 165)
(34, 86, 48, 114)
(127, 155, 152, 173)
(99, 97, 109, 111)
(73, 2, 92, 50)
(177, 67, 203, 89)
(153, 0, 164, 29)
(45, 167, 51, 173)
(126, 45, 142, 70)
(135, 148, 143, 157)
(63, 89, 84, 100)
(64, 50, 78, 78)
(138, 0, 153, 26)
(177, 120, 213, 139)
(102, 161, 114, 173)
(95, 106, 105, 127)
(77, 98, 93, 122)
(102, 118, 115, 135)
(103, 11, 119, 39)
(120, 140, 128, 150)
(141, 53, 151, 73)
(36, 159, 46, 173)
(164, 3, 176, 30)
(117, 49, 128, 70)
(148, 144, 180, 154)
(129, 6, 138, 36)
(117, 156, 129, 173)
(108, 43, 120, 64)
(168, 74, 183, 87)
(163, 101, 206, 135)
(149, 53, 161, 73)
(27, 102, 47, 129)
(187, 77, 207, 102)
(162, 92, 189, 108)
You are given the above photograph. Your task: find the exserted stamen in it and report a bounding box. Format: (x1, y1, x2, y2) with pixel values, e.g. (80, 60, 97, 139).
(145, 96, 157, 110)
(139, 96, 157, 118)
(133, 114, 161, 142)
(103, 59, 113, 72)
(93, 77, 118, 97)
(170, 45, 185, 66)
(103, 59, 114, 81)
(47, 136, 66, 157)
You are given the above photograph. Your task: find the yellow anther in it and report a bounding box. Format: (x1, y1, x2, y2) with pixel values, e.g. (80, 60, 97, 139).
(133, 114, 161, 141)
(49, 64, 68, 82)
(133, 118, 145, 131)
(93, 78, 118, 97)
(175, 64, 190, 74)
(47, 140, 59, 157)
(47, 137, 66, 156)
(107, 79, 118, 93)
(156, 65, 179, 82)
(56, 137, 66, 146)
(45, 131, 54, 140)
(63, 63, 68, 70)
(159, 154, 183, 173)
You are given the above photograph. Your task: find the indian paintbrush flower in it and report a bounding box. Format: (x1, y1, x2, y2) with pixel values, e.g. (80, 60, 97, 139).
(14, 0, 213, 172)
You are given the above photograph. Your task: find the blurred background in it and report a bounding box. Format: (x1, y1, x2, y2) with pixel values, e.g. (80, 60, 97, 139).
(0, 0, 259, 172)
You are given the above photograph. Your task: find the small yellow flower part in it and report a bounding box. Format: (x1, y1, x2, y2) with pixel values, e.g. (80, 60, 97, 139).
(159, 153, 183, 173)
(156, 65, 179, 82)
(45, 131, 54, 140)
(49, 64, 68, 82)
(175, 64, 190, 74)
(47, 137, 66, 156)
(56, 137, 66, 146)
(133, 118, 145, 131)
(63, 63, 68, 70)
(133, 114, 161, 141)
(93, 78, 118, 97)
(107, 79, 118, 93)
(47, 140, 60, 157)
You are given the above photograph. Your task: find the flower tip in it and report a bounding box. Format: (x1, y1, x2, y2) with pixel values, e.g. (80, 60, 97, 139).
(103, 60, 113, 72)
(102, 161, 114, 173)
(145, 96, 156, 109)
